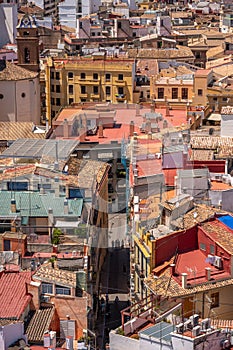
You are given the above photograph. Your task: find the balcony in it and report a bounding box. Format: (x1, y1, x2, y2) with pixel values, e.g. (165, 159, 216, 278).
(115, 79, 126, 86)
(115, 93, 126, 101)
(76, 78, 100, 85)
(80, 93, 88, 98)
(91, 93, 100, 99)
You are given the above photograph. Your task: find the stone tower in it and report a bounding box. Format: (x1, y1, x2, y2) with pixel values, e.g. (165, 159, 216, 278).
(16, 14, 40, 72)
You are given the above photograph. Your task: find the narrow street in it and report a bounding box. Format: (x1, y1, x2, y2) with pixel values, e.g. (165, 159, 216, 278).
(95, 247, 130, 350)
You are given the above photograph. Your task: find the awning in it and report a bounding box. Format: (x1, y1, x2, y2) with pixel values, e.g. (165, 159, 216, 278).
(55, 220, 80, 228)
(208, 113, 221, 121)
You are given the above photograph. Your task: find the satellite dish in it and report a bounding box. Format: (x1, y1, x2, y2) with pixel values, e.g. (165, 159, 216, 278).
(193, 212, 198, 219)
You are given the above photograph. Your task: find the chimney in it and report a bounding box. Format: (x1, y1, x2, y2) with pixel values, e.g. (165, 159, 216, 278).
(166, 104, 170, 117)
(0, 59, 6, 72)
(170, 263, 175, 275)
(11, 198, 16, 213)
(205, 267, 211, 281)
(54, 176, 60, 197)
(79, 127, 86, 142)
(129, 121, 134, 137)
(181, 273, 187, 289)
(136, 104, 140, 116)
(64, 199, 69, 215)
(98, 121, 104, 138)
(63, 118, 69, 138)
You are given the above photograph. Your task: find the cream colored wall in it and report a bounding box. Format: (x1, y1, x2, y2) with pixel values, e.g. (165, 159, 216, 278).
(0, 77, 40, 123)
(193, 286, 233, 320)
(46, 58, 134, 120)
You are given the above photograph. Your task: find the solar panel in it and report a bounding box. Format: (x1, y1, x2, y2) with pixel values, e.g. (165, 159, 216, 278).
(0, 139, 79, 161)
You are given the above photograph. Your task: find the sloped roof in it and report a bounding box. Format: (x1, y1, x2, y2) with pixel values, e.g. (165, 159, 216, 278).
(0, 61, 37, 81)
(0, 122, 45, 140)
(0, 191, 83, 218)
(26, 307, 55, 343)
(127, 46, 194, 60)
(0, 271, 32, 319)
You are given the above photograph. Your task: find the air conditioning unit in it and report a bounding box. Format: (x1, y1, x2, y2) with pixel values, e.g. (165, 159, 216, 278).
(192, 325, 201, 337)
(201, 318, 210, 330)
(184, 320, 192, 331)
(190, 314, 199, 327)
(176, 323, 184, 334)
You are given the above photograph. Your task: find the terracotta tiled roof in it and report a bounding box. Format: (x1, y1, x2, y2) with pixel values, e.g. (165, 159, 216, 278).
(26, 306, 55, 343)
(0, 61, 38, 81)
(0, 271, 32, 319)
(201, 221, 233, 254)
(145, 268, 233, 298)
(127, 46, 194, 60)
(171, 204, 224, 230)
(33, 263, 76, 288)
(0, 122, 45, 140)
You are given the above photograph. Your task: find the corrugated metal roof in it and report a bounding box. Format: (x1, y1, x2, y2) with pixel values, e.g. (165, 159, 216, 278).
(0, 191, 83, 217)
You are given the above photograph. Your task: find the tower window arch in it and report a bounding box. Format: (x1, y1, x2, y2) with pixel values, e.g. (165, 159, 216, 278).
(24, 48, 30, 63)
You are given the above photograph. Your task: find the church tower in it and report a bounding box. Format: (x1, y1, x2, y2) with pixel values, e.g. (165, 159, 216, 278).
(16, 15, 40, 72)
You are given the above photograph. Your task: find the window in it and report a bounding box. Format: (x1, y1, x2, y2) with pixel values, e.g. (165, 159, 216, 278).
(172, 88, 178, 99)
(93, 86, 98, 94)
(56, 98, 60, 106)
(213, 97, 217, 101)
(0, 94, 4, 99)
(118, 87, 124, 95)
(158, 88, 164, 99)
(69, 85, 74, 94)
(80, 72, 86, 79)
(200, 242, 206, 251)
(133, 32, 136, 37)
(24, 48, 30, 63)
(42, 283, 53, 294)
(51, 85, 54, 92)
(222, 97, 228, 102)
(51, 97, 55, 105)
(56, 85, 60, 93)
(198, 89, 203, 96)
(106, 86, 111, 95)
(105, 73, 111, 81)
(93, 73, 98, 80)
(118, 74, 123, 81)
(211, 292, 219, 308)
(69, 98, 74, 105)
(21, 93, 26, 98)
(68, 72, 73, 79)
(210, 244, 215, 255)
(182, 88, 188, 100)
(81, 86, 86, 94)
(50, 71, 54, 79)
(79, 21, 82, 29)
(55, 285, 71, 295)
(56, 72, 60, 80)
(117, 21, 122, 29)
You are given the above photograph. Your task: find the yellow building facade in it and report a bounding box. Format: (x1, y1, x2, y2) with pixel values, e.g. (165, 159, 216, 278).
(45, 55, 135, 123)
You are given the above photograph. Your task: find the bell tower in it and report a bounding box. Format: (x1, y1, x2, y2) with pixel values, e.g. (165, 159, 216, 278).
(16, 15, 40, 72)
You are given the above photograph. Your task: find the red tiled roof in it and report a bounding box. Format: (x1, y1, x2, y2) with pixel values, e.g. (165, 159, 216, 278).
(0, 271, 32, 319)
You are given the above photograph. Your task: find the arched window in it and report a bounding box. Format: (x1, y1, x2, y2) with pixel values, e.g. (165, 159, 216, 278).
(24, 48, 30, 63)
